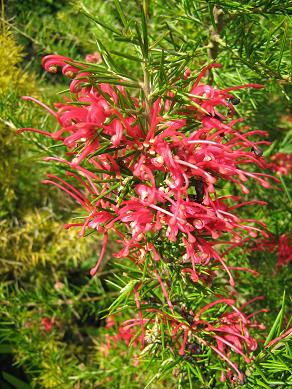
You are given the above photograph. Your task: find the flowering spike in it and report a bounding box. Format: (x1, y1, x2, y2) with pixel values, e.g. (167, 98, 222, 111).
(18, 53, 276, 378)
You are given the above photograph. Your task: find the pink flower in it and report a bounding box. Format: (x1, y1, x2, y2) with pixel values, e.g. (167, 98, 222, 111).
(85, 51, 102, 64)
(267, 153, 292, 176)
(19, 58, 274, 272)
(19, 57, 274, 372)
(41, 317, 53, 333)
(41, 55, 79, 78)
(277, 234, 292, 268)
(132, 354, 140, 367)
(127, 296, 264, 383)
(249, 233, 292, 270)
(265, 328, 292, 349)
(19, 59, 274, 281)
(106, 315, 116, 329)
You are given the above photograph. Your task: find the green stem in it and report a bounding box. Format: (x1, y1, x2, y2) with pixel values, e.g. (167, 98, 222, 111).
(142, 0, 151, 128)
(143, 60, 151, 126)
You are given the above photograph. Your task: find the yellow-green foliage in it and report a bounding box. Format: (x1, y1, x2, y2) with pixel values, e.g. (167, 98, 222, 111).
(0, 25, 35, 95)
(0, 21, 36, 213)
(0, 19, 95, 275)
(0, 208, 94, 274)
(0, 125, 16, 209)
(0, 31, 28, 94)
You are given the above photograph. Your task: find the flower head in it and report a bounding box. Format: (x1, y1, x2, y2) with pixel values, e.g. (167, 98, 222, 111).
(18, 56, 275, 376)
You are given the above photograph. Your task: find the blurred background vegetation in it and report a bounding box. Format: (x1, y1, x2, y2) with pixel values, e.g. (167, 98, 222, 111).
(0, 0, 291, 387)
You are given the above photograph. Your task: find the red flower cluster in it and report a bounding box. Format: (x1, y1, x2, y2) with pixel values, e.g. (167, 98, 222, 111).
(250, 233, 292, 270)
(99, 315, 141, 366)
(123, 296, 266, 383)
(18, 54, 275, 380)
(277, 234, 292, 268)
(18, 55, 274, 284)
(266, 152, 292, 176)
(85, 51, 102, 64)
(41, 317, 54, 333)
